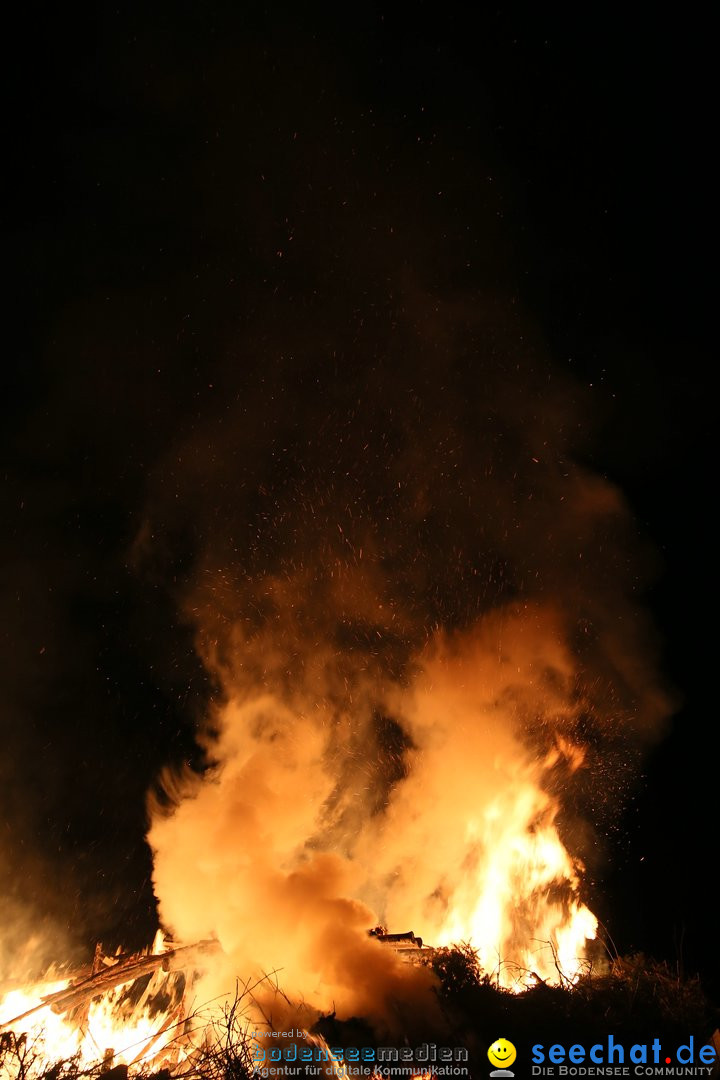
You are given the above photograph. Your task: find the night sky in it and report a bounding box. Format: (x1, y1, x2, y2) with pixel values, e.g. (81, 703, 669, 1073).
(4, 5, 717, 1000)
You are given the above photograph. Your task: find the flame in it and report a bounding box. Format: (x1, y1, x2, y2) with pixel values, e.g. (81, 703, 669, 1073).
(433, 782, 597, 986)
(0, 986, 172, 1077)
(344, 611, 599, 992)
(0, 609, 603, 1071)
(0, 935, 186, 1078)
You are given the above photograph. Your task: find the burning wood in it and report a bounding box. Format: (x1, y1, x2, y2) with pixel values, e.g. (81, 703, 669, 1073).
(369, 929, 423, 948)
(0, 940, 219, 1035)
(367, 927, 430, 960)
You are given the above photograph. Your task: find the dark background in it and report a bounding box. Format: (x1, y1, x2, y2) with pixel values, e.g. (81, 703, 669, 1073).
(4, 4, 716, 999)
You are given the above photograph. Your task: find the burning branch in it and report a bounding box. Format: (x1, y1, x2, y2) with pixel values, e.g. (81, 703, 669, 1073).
(0, 941, 220, 1035)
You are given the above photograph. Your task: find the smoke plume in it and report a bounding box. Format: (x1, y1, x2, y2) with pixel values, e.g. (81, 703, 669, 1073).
(143, 293, 670, 1023)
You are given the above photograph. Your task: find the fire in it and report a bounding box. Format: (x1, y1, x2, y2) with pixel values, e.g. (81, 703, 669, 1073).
(0, 934, 189, 1077)
(0, 980, 76, 1068)
(0, 979, 176, 1077)
(0, 607, 604, 1073)
(342, 607, 599, 992)
(432, 781, 597, 987)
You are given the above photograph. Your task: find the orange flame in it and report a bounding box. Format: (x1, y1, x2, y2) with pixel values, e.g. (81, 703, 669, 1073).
(1, 607, 602, 1071)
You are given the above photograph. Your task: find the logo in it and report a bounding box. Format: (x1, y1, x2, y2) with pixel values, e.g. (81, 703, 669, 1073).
(530, 1036, 717, 1075)
(489, 1038, 517, 1077)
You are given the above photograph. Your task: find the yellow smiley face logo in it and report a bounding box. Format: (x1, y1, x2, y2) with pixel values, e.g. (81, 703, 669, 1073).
(488, 1039, 517, 1069)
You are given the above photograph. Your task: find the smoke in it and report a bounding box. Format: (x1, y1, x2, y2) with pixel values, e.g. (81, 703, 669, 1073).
(2, 9, 678, 1015)
(0, 877, 76, 986)
(142, 292, 671, 1022)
